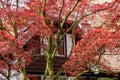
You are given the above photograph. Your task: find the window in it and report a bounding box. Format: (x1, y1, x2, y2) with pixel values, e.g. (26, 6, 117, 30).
(23, 34, 67, 57)
(56, 35, 66, 57)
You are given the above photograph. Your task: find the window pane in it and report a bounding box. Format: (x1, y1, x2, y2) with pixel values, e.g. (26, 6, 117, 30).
(56, 36, 66, 57)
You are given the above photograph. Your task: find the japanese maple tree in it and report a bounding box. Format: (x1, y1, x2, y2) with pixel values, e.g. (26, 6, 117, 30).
(0, 0, 119, 80)
(25, 0, 119, 80)
(0, 0, 50, 80)
(63, 0, 120, 79)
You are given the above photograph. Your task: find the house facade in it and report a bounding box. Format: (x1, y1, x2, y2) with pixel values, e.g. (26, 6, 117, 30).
(24, 33, 74, 80)
(22, 32, 120, 80)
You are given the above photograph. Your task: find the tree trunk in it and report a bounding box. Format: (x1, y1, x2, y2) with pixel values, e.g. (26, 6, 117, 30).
(41, 65, 48, 80)
(20, 68, 28, 80)
(47, 57, 54, 80)
(6, 77, 10, 80)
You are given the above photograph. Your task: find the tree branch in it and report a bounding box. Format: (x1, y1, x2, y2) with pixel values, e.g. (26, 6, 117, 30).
(0, 53, 11, 79)
(41, 66, 48, 80)
(63, 0, 118, 36)
(58, 0, 64, 27)
(60, 0, 81, 29)
(0, 0, 5, 8)
(74, 70, 89, 80)
(7, 64, 11, 80)
(12, 22, 18, 38)
(55, 67, 64, 80)
(95, 49, 105, 66)
(0, 70, 7, 78)
(0, 53, 11, 66)
(41, 0, 46, 17)
(16, 0, 19, 9)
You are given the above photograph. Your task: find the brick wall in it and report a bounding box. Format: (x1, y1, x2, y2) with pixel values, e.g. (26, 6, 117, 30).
(27, 74, 41, 80)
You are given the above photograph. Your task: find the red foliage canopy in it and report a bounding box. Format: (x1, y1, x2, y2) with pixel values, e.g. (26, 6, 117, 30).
(62, 0, 120, 76)
(63, 29, 120, 76)
(0, 0, 119, 78)
(0, 0, 51, 77)
(0, 30, 30, 75)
